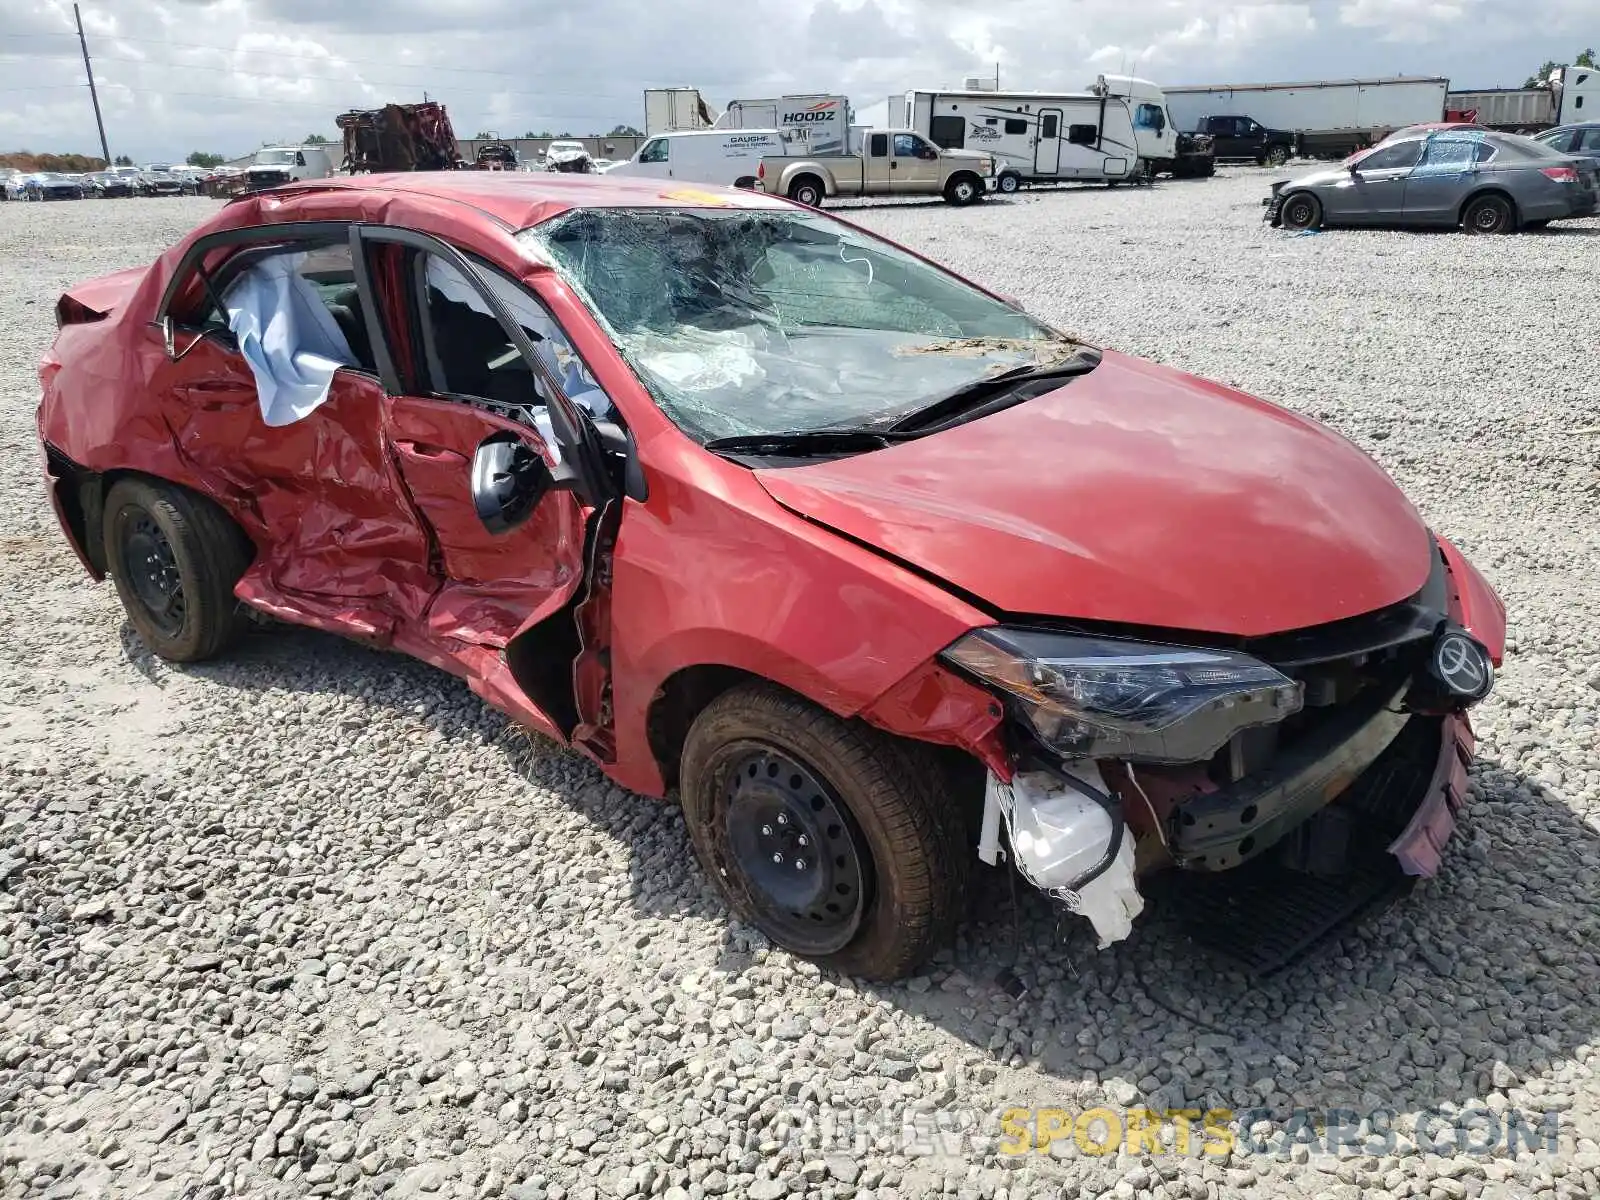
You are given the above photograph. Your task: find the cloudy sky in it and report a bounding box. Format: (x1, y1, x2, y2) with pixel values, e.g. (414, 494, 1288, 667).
(2, 0, 1594, 162)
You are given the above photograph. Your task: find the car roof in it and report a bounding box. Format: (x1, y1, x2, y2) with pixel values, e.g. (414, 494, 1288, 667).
(256, 172, 790, 228)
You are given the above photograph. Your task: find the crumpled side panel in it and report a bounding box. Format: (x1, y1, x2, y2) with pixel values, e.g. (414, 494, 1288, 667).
(152, 342, 436, 622)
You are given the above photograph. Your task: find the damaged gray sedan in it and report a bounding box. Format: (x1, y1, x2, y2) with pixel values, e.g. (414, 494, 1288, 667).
(1266, 129, 1598, 233)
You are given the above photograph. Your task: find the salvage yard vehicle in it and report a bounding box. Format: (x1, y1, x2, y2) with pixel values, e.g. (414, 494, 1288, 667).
(1267, 129, 1598, 233)
(246, 144, 335, 192)
(38, 173, 1505, 980)
(338, 102, 463, 173)
(23, 172, 85, 200)
(135, 170, 186, 198)
(85, 171, 135, 198)
(1190, 114, 1296, 165)
(545, 141, 594, 173)
(758, 128, 995, 205)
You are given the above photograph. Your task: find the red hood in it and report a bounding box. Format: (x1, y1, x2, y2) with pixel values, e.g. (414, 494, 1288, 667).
(756, 350, 1432, 637)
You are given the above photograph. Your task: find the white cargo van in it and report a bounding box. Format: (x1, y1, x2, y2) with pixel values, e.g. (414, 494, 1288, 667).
(608, 128, 788, 189)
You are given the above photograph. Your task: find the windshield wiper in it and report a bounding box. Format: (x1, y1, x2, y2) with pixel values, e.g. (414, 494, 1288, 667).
(881, 353, 1101, 434)
(702, 427, 919, 459)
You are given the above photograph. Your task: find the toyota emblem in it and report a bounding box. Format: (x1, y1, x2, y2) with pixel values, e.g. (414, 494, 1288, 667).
(1433, 631, 1492, 700)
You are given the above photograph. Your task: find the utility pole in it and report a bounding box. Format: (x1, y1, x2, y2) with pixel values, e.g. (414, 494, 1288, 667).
(74, 4, 111, 165)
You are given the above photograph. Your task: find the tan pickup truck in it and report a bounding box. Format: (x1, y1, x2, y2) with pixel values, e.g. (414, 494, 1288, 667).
(756, 129, 996, 206)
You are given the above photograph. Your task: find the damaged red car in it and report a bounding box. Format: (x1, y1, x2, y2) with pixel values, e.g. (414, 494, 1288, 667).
(37, 174, 1505, 980)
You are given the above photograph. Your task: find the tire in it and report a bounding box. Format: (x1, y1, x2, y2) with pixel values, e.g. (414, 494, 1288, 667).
(996, 172, 1020, 195)
(680, 683, 968, 981)
(733, 176, 757, 190)
(943, 174, 981, 205)
(102, 477, 253, 663)
(1278, 191, 1322, 231)
(787, 177, 824, 207)
(1462, 193, 1516, 234)
(1265, 146, 1290, 167)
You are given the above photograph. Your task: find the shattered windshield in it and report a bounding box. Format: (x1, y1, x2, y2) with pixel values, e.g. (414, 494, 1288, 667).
(518, 208, 1080, 441)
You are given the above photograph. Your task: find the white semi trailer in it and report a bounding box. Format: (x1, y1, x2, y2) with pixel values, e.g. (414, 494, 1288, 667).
(1163, 76, 1449, 158)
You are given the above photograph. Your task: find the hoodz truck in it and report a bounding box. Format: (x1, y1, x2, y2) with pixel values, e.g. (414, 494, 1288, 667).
(716, 93, 852, 157)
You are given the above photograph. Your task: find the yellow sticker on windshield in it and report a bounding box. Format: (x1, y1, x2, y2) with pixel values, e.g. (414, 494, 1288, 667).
(661, 187, 735, 206)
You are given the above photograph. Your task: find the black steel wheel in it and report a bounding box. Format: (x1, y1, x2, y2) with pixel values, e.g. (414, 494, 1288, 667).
(1279, 191, 1322, 231)
(721, 746, 869, 954)
(120, 510, 186, 639)
(1462, 193, 1515, 234)
(102, 477, 253, 662)
(680, 682, 968, 980)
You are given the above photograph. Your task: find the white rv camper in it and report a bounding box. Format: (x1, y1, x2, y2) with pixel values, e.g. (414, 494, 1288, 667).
(903, 76, 1177, 190)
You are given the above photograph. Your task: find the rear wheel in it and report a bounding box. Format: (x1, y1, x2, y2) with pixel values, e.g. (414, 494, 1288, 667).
(787, 177, 825, 207)
(1264, 146, 1290, 167)
(1279, 191, 1322, 231)
(102, 477, 253, 663)
(1462, 193, 1515, 234)
(679, 683, 967, 980)
(733, 176, 757, 190)
(943, 174, 982, 205)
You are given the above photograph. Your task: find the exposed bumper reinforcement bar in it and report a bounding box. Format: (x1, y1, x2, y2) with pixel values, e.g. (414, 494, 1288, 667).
(1169, 683, 1411, 872)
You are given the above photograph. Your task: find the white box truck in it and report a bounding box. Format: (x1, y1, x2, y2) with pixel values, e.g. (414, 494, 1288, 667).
(716, 94, 851, 157)
(902, 76, 1179, 191)
(1163, 77, 1449, 158)
(644, 88, 716, 136)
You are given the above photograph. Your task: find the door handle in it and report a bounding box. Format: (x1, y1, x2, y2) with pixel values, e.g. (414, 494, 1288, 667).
(395, 440, 468, 464)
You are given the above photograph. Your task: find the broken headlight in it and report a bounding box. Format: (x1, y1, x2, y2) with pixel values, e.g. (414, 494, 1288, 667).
(943, 628, 1303, 763)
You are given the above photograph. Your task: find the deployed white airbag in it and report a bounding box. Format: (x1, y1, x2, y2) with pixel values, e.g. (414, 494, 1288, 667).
(223, 253, 356, 427)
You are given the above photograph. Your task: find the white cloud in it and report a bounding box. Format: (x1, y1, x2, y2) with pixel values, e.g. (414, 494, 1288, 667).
(0, 0, 1590, 160)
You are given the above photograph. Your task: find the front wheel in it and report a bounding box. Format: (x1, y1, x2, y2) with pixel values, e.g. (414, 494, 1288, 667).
(102, 477, 253, 663)
(943, 174, 982, 205)
(680, 683, 968, 981)
(1462, 193, 1516, 234)
(1279, 191, 1322, 231)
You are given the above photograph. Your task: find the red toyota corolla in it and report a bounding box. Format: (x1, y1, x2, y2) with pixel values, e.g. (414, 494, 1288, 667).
(37, 174, 1505, 980)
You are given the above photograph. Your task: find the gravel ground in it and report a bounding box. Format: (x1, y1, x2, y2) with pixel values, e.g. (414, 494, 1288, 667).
(1, 175, 1598, 1200)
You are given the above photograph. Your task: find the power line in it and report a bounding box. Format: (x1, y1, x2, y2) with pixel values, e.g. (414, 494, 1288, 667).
(80, 53, 639, 99)
(0, 30, 570, 78)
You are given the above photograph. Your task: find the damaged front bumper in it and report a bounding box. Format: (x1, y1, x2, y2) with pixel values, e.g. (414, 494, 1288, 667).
(960, 584, 1496, 952)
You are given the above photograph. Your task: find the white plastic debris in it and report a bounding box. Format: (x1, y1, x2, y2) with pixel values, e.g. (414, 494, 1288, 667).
(982, 764, 1144, 948)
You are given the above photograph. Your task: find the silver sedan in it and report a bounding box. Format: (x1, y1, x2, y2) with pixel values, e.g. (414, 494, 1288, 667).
(1264, 130, 1598, 233)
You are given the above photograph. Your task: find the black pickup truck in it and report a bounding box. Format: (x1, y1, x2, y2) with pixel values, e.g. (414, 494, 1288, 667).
(1194, 115, 1296, 165)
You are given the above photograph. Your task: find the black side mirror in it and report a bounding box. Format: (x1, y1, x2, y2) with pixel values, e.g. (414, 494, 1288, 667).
(471, 434, 557, 534)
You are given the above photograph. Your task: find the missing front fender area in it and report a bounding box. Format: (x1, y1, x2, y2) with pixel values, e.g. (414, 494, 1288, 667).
(981, 763, 1144, 948)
